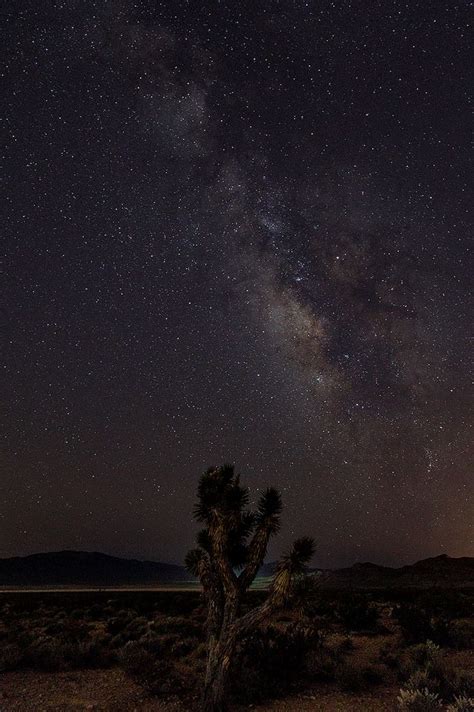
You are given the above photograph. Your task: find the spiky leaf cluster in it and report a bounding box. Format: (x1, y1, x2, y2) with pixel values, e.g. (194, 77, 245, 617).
(187, 465, 285, 573)
(193, 464, 249, 525)
(277, 537, 316, 576)
(185, 548, 208, 577)
(256, 487, 283, 534)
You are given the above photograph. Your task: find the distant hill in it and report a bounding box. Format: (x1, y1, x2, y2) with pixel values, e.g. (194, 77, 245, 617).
(0, 551, 472, 589)
(0, 551, 192, 587)
(315, 555, 474, 589)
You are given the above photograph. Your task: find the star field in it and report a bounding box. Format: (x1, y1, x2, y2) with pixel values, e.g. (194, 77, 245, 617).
(1, 1, 472, 567)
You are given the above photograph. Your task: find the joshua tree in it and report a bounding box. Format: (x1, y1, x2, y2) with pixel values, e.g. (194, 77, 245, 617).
(185, 464, 314, 712)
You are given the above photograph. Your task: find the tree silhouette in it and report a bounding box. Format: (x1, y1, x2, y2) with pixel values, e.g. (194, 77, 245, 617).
(185, 464, 315, 712)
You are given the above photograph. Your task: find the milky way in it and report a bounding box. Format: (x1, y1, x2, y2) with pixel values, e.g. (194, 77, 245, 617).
(2, 1, 472, 566)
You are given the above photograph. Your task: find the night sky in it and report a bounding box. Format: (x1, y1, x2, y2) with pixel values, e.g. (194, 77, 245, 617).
(2, 1, 472, 568)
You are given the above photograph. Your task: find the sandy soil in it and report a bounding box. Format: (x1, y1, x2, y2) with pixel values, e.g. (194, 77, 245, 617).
(0, 669, 184, 711)
(0, 669, 400, 712)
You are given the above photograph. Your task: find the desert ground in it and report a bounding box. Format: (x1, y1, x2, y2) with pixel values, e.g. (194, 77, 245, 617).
(0, 589, 473, 711)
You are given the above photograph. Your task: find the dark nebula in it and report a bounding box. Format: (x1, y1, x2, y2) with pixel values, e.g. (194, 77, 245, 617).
(2, 1, 472, 566)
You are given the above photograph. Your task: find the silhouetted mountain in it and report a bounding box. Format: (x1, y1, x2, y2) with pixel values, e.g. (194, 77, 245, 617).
(1, 551, 472, 588)
(0, 551, 191, 587)
(315, 554, 474, 589)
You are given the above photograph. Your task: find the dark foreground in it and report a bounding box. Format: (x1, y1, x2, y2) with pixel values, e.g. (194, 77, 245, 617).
(0, 589, 473, 711)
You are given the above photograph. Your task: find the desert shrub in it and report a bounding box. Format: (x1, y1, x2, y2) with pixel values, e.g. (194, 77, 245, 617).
(25, 636, 110, 671)
(119, 641, 193, 696)
(397, 642, 438, 688)
(337, 595, 378, 631)
(26, 638, 72, 671)
(170, 637, 201, 658)
(119, 641, 154, 675)
(337, 636, 355, 653)
(397, 687, 441, 710)
(59, 618, 91, 641)
(70, 608, 85, 619)
(395, 605, 434, 645)
(416, 591, 473, 621)
(429, 658, 474, 701)
(15, 630, 35, 650)
(107, 617, 126, 636)
(399, 644, 474, 704)
(0, 643, 24, 671)
(406, 669, 438, 694)
(408, 641, 442, 669)
(110, 633, 127, 648)
(86, 604, 107, 620)
(152, 633, 181, 653)
(188, 642, 207, 661)
(379, 643, 402, 670)
(429, 617, 451, 646)
(75, 638, 115, 668)
(44, 621, 63, 635)
(452, 672, 474, 698)
(446, 696, 474, 712)
(231, 624, 317, 703)
(134, 629, 161, 652)
(395, 604, 453, 646)
(448, 620, 474, 650)
(120, 616, 149, 642)
(150, 616, 202, 638)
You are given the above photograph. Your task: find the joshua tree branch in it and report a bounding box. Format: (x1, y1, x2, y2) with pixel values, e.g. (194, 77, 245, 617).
(238, 523, 271, 590)
(234, 566, 293, 639)
(209, 514, 239, 595)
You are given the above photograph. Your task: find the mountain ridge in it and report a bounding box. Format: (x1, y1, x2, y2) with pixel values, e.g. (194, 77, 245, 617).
(316, 553, 474, 589)
(0, 550, 472, 588)
(0, 550, 191, 586)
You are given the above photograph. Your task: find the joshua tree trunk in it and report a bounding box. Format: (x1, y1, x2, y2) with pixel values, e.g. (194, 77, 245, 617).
(200, 569, 297, 710)
(202, 597, 238, 711)
(202, 633, 235, 712)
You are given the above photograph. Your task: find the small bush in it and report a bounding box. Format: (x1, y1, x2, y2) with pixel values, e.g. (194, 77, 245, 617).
(379, 643, 402, 670)
(406, 669, 438, 694)
(231, 624, 318, 703)
(395, 605, 434, 645)
(119, 641, 192, 696)
(397, 687, 441, 710)
(337, 636, 355, 653)
(24, 635, 113, 671)
(107, 615, 130, 636)
(119, 641, 153, 675)
(0, 643, 24, 671)
(170, 637, 200, 657)
(453, 672, 474, 698)
(446, 696, 474, 712)
(408, 641, 442, 668)
(70, 608, 85, 619)
(449, 620, 474, 650)
(429, 657, 474, 701)
(337, 595, 378, 631)
(394, 604, 454, 646)
(87, 604, 106, 620)
(150, 616, 202, 638)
